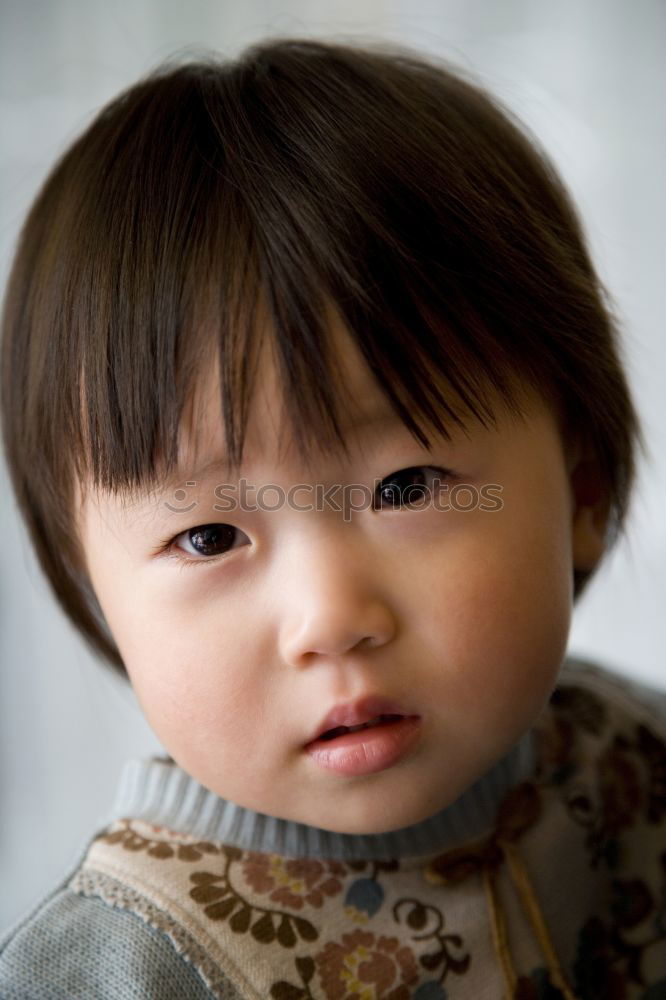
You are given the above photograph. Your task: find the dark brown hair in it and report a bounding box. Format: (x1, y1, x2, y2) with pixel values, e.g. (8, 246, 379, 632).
(1, 37, 642, 677)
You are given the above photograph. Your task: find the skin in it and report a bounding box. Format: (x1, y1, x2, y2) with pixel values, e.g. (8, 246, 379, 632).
(77, 317, 608, 834)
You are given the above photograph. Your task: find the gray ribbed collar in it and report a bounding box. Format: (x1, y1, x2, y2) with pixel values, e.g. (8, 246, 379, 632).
(108, 730, 535, 861)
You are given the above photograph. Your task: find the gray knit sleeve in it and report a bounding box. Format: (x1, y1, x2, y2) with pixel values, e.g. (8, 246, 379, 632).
(0, 886, 240, 999)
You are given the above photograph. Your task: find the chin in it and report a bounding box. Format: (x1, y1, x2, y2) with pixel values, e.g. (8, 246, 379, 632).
(301, 790, 452, 836)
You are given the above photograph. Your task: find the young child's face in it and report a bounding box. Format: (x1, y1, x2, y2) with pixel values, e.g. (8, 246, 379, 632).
(78, 316, 600, 834)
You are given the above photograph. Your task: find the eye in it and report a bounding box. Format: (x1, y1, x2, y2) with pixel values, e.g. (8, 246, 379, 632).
(168, 523, 247, 564)
(374, 466, 451, 510)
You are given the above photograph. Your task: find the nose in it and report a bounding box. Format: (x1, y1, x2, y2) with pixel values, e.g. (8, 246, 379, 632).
(277, 526, 397, 668)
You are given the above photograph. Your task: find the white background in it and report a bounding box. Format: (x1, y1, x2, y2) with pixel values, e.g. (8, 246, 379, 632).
(1, 0, 664, 935)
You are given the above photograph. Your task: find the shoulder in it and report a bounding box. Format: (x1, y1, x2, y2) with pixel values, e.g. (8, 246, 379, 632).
(0, 848, 228, 1000)
(555, 654, 666, 737)
(535, 655, 666, 844)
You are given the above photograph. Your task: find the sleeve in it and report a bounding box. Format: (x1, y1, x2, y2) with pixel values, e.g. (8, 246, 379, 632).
(0, 884, 227, 1000)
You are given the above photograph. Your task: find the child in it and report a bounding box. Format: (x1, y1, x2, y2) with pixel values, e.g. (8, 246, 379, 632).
(0, 36, 664, 1000)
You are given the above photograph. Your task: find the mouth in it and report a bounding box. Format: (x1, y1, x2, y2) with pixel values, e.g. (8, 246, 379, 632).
(317, 713, 405, 741)
(304, 698, 421, 777)
(307, 695, 417, 743)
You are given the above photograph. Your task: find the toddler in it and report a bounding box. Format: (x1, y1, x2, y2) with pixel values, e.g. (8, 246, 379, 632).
(1, 36, 664, 1000)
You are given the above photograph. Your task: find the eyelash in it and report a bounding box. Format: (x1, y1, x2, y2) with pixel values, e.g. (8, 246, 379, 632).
(161, 465, 454, 569)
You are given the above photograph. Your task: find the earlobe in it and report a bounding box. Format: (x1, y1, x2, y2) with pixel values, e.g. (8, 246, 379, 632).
(570, 457, 610, 573)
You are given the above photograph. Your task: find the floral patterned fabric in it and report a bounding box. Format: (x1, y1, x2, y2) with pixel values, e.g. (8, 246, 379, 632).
(64, 665, 665, 999)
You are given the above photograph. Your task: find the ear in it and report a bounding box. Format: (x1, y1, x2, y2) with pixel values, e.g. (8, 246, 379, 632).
(568, 444, 610, 573)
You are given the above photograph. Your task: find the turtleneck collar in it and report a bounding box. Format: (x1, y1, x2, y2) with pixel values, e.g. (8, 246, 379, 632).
(108, 729, 536, 861)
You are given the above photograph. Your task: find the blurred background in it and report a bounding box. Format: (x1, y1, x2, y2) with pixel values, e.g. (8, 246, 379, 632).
(1, 0, 664, 935)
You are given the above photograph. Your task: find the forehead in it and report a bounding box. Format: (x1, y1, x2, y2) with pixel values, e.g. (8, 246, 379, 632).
(177, 311, 427, 479)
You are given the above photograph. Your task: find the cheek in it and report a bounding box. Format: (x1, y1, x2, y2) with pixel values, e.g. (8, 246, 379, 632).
(419, 504, 572, 715)
(114, 599, 269, 761)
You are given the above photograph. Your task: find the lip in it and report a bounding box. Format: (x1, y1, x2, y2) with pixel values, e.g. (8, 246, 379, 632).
(306, 695, 417, 745)
(304, 696, 422, 777)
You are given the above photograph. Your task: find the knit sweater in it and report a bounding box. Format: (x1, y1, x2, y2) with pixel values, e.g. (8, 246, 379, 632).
(1, 659, 664, 1000)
